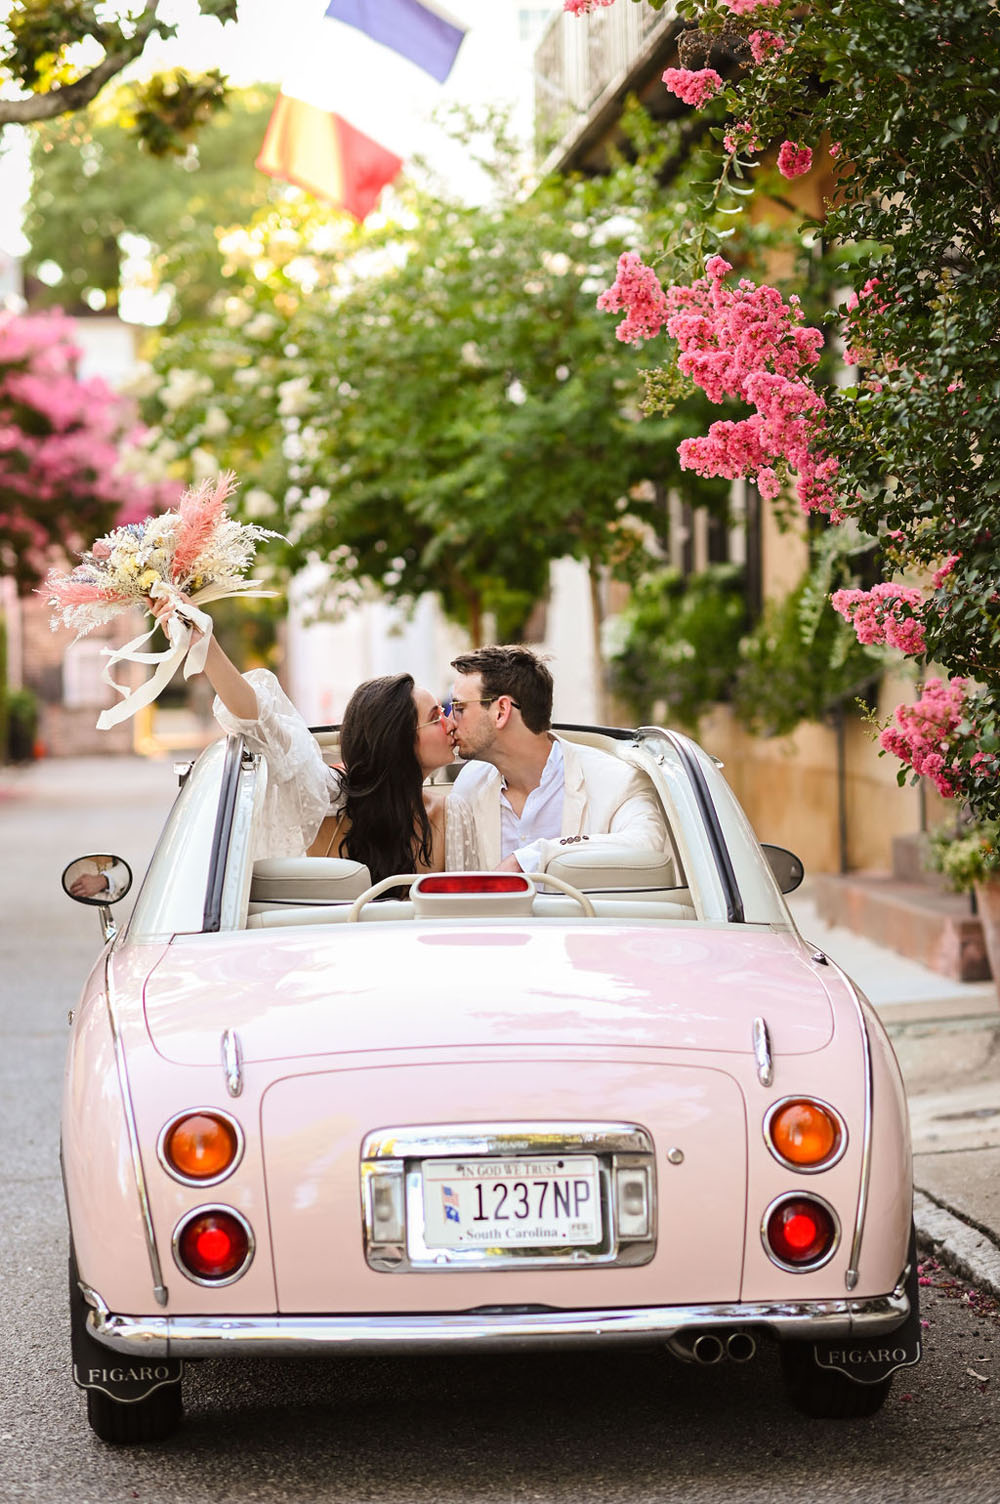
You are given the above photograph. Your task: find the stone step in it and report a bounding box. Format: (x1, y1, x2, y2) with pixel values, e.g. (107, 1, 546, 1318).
(811, 872, 990, 982)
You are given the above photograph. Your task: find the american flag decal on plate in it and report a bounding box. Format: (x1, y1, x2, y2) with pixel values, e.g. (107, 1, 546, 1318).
(441, 1185, 461, 1224)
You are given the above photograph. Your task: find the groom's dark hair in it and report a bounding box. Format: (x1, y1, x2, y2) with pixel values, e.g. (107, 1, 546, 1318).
(450, 646, 553, 734)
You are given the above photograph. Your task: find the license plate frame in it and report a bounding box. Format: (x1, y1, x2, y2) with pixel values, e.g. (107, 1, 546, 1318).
(420, 1155, 603, 1252)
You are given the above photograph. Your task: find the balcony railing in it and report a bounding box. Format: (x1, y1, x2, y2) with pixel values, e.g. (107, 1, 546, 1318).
(534, 2, 678, 166)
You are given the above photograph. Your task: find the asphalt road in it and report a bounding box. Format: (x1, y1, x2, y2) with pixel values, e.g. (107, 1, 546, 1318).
(3, 755, 1000, 1503)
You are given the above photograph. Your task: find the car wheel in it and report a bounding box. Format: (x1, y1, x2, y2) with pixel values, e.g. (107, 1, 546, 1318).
(779, 1340, 893, 1418)
(780, 1224, 920, 1419)
(85, 1382, 183, 1445)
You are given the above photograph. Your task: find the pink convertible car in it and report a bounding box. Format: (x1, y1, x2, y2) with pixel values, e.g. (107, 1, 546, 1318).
(62, 723, 920, 1444)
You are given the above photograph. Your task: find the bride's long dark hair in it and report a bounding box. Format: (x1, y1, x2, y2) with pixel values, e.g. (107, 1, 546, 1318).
(337, 673, 434, 884)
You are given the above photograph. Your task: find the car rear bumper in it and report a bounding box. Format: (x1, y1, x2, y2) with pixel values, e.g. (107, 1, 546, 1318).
(84, 1287, 911, 1358)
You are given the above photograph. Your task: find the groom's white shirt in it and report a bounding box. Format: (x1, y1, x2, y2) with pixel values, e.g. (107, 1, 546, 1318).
(445, 733, 668, 872)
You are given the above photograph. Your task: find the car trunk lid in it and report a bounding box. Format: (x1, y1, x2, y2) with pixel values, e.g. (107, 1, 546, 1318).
(144, 922, 833, 1065)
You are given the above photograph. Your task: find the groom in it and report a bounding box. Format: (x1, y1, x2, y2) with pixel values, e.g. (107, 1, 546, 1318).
(446, 645, 667, 873)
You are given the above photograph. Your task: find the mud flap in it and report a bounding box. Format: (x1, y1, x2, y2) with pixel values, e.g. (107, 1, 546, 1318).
(70, 1261, 183, 1404)
(811, 1236, 922, 1386)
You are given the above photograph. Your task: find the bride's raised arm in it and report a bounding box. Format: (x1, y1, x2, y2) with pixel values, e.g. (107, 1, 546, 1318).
(148, 595, 336, 857)
(149, 595, 258, 721)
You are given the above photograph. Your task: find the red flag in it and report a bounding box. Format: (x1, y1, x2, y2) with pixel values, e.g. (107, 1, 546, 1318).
(256, 94, 403, 222)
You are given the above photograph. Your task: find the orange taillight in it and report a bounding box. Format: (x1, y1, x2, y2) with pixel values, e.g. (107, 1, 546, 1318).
(163, 1112, 240, 1181)
(768, 1099, 842, 1168)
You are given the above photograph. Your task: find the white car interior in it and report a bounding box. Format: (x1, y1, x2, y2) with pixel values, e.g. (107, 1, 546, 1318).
(243, 727, 697, 928)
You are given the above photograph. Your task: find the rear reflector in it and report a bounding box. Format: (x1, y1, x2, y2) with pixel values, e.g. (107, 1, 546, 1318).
(417, 874, 532, 895)
(763, 1195, 838, 1271)
(174, 1207, 254, 1285)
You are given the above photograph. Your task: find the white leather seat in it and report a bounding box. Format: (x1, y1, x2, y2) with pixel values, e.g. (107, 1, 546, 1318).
(542, 844, 677, 894)
(249, 857, 372, 907)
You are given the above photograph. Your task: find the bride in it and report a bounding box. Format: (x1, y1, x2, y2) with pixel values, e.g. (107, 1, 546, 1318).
(150, 596, 459, 883)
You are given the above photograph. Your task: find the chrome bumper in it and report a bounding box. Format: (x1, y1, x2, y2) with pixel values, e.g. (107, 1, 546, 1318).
(85, 1289, 911, 1358)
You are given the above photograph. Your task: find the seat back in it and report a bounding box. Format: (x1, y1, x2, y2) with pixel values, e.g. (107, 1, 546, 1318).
(249, 856, 373, 908)
(543, 844, 677, 894)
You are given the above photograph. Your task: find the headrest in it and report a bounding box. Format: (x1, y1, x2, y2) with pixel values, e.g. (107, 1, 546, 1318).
(542, 844, 676, 891)
(250, 857, 372, 904)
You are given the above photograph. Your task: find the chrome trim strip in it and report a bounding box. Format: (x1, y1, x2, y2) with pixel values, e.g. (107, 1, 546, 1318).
(221, 1030, 244, 1099)
(761, 1191, 842, 1274)
(104, 961, 168, 1307)
(203, 734, 244, 932)
(362, 1122, 654, 1160)
(752, 1016, 773, 1088)
(155, 1108, 245, 1188)
(762, 1096, 848, 1174)
(86, 1290, 912, 1358)
(845, 985, 875, 1291)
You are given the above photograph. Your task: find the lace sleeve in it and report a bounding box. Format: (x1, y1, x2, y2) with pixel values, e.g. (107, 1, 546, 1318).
(213, 668, 337, 857)
(444, 792, 482, 871)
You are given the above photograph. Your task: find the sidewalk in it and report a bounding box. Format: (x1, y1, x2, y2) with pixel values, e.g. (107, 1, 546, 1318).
(789, 887, 1000, 1297)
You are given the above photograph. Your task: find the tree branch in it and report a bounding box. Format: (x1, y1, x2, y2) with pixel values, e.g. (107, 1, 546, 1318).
(0, 0, 162, 126)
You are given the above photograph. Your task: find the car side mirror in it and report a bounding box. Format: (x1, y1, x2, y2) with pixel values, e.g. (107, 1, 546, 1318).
(62, 855, 133, 907)
(761, 844, 804, 895)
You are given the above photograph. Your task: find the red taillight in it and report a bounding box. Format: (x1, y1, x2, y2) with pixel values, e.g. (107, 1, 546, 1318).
(417, 874, 531, 894)
(175, 1209, 253, 1283)
(764, 1196, 838, 1269)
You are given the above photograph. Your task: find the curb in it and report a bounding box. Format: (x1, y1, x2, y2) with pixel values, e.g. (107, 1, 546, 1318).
(914, 1188, 1000, 1299)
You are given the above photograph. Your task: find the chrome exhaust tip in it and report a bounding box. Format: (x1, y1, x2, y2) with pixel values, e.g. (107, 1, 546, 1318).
(691, 1332, 725, 1365)
(726, 1330, 757, 1363)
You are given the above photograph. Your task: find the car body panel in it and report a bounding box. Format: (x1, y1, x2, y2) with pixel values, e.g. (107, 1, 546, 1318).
(141, 924, 834, 1065)
(62, 724, 917, 1414)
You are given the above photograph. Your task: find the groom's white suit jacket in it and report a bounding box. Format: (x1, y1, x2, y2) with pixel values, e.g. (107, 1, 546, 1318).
(444, 733, 668, 872)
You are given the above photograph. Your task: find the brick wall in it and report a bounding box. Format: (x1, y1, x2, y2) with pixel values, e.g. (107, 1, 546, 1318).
(20, 594, 148, 757)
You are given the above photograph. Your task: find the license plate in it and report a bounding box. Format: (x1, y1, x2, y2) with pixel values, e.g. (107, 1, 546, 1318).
(420, 1156, 602, 1249)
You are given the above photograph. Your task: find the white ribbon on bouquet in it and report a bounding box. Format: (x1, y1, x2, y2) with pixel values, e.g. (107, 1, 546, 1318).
(96, 577, 277, 731)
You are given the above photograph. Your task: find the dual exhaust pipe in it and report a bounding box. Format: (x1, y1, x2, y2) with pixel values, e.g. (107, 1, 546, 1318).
(666, 1330, 757, 1366)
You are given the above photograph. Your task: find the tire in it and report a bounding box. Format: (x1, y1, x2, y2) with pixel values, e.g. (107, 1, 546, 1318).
(779, 1339, 893, 1419)
(86, 1382, 183, 1445)
(779, 1223, 920, 1419)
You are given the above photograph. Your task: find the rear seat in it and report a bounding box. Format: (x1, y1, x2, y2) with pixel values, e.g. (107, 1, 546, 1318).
(541, 844, 679, 896)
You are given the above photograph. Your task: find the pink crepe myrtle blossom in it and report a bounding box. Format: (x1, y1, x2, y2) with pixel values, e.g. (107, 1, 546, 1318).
(724, 120, 760, 154)
(932, 553, 961, 589)
(662, 67, 724, 108)
(597, 252, 669, 345)
(662, 256, 837, 514)
(720, 0, 780, 12)
(776, 141, 813, 178)
(877, 677, 973, 799)
(842, 277, 891, 365)
(563, 0, 615, 13)
(0, 309, 174, 591)
(756, 467, 782, 500)
(748, 29, 786, 63)
(831, 582, 927, 655)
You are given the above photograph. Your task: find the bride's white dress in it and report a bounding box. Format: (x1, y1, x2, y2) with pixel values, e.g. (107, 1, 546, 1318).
(213, 668, 477, 867)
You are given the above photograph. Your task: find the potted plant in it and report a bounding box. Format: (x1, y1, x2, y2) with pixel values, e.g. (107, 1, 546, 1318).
(6, 687, 39, 763)
(926, 818, 1000, 990)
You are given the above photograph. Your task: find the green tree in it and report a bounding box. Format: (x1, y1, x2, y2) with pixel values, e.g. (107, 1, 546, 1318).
(578, 0, 1000, 814)
(0, 1, 236, 151)
(145, 108, 734, 643)
(23, 82, 279, 321)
